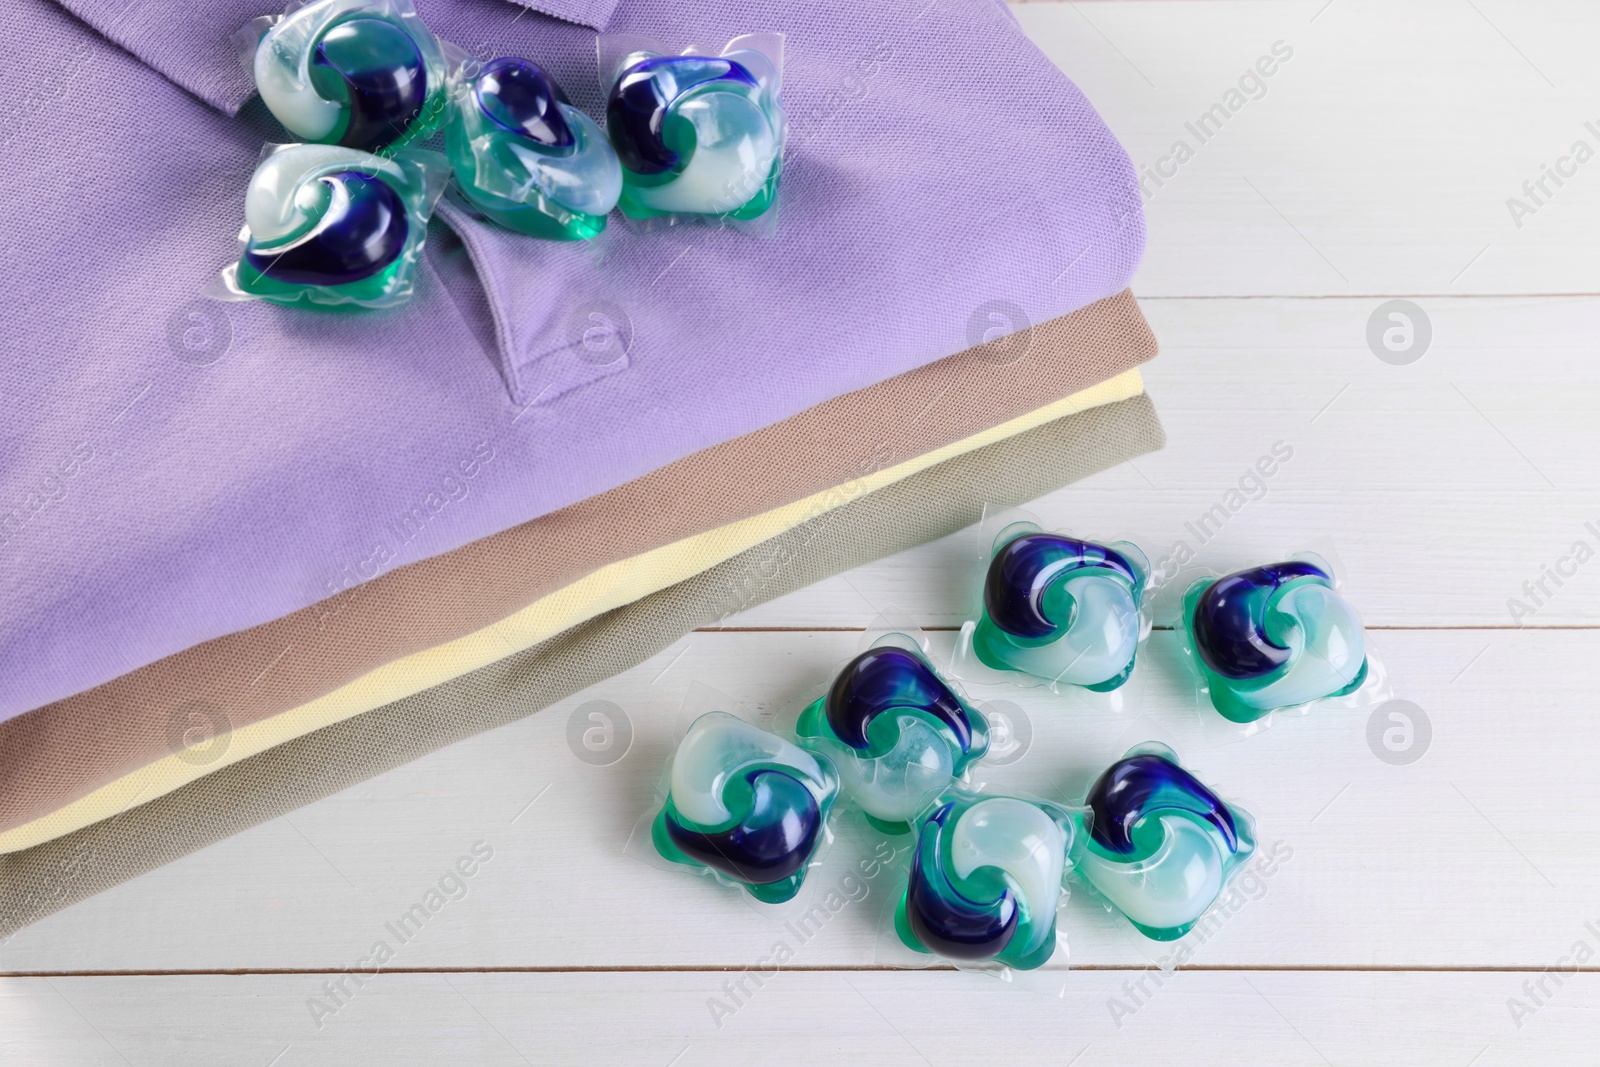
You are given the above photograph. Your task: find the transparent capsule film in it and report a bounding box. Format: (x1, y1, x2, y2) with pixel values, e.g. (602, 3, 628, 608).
(443, 52, 623, 241)
(625, 684, 842, 920)
(1071, 740, 1282, 964)
(872, 787, 1077, 996)
(949, 504, 1153, 709)
(1169, 544, 1392, 741)
(792, 621, 995, 835)
(597, 32, 786, 233)
(855, 610, 931, 659)
(1084, 834, 1298, 974)
(244, 0, 450, 154)
(440, 182, 623, 269)
(213, 142, 449, 309)
(232, 15, 279, 74)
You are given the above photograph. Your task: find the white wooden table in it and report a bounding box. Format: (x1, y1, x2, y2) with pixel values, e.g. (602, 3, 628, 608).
(6, 1, 1598, 1062)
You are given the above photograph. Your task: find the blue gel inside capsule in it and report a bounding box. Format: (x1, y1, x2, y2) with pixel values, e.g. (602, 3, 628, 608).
(475, 57, 574, 149)
(605, 55, 759, 175)
(244, 169, 407, 286)
(311, 16, 428, 152)
(662, 768, 823, 885)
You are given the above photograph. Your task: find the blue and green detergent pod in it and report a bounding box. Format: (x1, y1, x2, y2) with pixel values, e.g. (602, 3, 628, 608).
(604, 37, 785, 220)
(446, 57, 621, 240)
(972, 524, 1149, 691)
(253, 0, 449, 154)
(796, 641, 989, 834)
(653, 712, 840, 904)
(1182, 555, 1368, 722)
(227, 143, 445, 308)
(895, 790, 1076, 971)
(1077, 743, 1256, 941)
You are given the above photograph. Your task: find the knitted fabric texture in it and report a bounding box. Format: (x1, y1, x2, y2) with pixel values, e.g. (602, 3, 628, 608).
(0, 395, 1163, 938)
(0, 371, 1143, 851)
(0, 290, 1154, 834)
(1, 0, 1144, 715)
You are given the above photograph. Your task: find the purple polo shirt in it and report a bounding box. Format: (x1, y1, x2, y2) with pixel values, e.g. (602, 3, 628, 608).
(0, 0, 1143, 717)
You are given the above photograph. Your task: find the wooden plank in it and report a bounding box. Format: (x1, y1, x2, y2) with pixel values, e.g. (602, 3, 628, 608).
(3, 629, 1594, 972)
(3, 970, 1595, 1065)
(1015, 1, 1600, 296)
(729, 294, 1600, 628)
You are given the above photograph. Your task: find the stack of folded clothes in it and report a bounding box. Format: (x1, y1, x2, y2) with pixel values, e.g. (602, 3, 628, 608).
(0, 0, 1162, 934)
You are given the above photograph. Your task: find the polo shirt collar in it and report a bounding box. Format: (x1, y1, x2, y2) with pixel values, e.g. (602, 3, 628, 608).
(52, 0, 617, 116)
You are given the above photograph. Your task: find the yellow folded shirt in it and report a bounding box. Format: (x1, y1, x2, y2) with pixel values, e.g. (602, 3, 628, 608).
(0, 370, 1143, 853)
